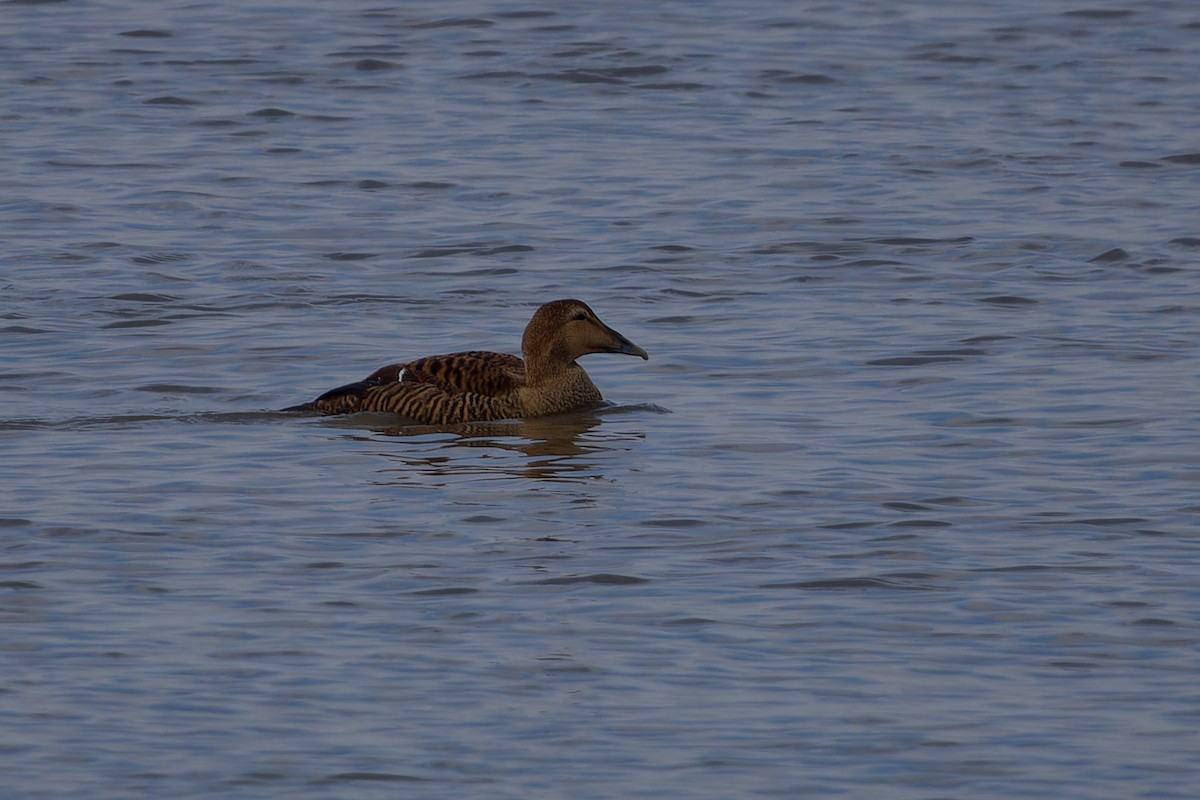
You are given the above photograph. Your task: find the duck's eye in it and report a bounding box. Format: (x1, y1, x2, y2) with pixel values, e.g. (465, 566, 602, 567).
(571, 311, 588, 321)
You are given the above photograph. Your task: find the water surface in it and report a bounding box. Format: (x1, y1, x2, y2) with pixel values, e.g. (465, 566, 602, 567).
(3, 1, 1200, 798)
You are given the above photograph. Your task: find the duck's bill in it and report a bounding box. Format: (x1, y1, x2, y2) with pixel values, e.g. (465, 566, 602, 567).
(613, 334, 649, 360)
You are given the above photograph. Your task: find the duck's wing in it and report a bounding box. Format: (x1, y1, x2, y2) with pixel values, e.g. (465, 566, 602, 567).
(401, 351, 524, 396)
(307, 351, 526, 423)
(298, 362, 403, 415)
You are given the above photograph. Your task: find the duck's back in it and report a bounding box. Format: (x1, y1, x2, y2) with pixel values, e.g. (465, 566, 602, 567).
(308, 350, 527, 423)
(403, 351, 524, 395)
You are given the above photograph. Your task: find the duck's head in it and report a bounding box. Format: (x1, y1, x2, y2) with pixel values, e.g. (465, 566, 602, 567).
(522, 299, 649, 373)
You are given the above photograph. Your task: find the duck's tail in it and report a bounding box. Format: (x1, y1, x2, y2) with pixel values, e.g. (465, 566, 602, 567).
(288, 379, 372, 415)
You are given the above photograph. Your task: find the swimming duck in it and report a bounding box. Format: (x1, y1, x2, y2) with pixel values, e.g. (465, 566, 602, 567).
(291, 299, 648, 424)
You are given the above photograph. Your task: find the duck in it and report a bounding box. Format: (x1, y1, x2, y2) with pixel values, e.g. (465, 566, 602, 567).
(289, 299, 648, 424)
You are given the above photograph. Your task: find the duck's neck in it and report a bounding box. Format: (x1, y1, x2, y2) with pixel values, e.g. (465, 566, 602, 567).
(523, 347, 574, 386)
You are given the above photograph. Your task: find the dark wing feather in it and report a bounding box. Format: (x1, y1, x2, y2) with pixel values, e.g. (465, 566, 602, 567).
(403, 351, 523, 395)
(302, 362, 406, 414)
(306, 351, 526, 422)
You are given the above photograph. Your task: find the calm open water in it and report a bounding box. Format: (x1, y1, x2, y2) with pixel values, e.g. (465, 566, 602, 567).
(3, 1, 1200, 798)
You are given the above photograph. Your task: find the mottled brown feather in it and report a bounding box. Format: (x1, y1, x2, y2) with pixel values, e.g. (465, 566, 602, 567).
(295, 300, 648, 424)
(403, 352, 523, 396)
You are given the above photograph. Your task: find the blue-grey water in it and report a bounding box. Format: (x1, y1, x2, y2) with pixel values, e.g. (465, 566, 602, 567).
(3, 1, 1200, 798)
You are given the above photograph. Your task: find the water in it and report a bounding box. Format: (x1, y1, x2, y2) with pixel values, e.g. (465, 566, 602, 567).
(3, 1, 1200, 797)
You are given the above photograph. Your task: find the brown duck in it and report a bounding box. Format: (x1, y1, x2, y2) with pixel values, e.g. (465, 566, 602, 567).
(290, 299, 648, 424)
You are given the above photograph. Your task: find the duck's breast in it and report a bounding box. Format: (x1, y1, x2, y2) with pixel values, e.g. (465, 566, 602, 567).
(519, 367, 603, 416)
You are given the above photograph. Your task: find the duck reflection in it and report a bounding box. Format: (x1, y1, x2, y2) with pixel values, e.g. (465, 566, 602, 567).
(362, 409, 644, 482)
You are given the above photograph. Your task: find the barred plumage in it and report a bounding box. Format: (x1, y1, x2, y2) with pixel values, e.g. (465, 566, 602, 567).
(289, 300, 648, 425)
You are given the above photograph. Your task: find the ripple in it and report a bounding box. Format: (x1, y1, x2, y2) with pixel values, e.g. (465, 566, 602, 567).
(757, 69, 836, 85)
(761, 576, 936, 591)
(408, 587, 478, 596)
(527, 574, 649, 586)
(407, 17, 494, 29)
(247, 107, 294, 118)
(352, 58, 400, 71)
(1061, 9, 1136, 19)
(144, 95, 198, 105)
(976, 295, 1039, 306)
(866, 355, 968, 366)
(533, 69, 627, 84)
(1089, 247, 1130, 262)
(312, 772, 429, 785)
